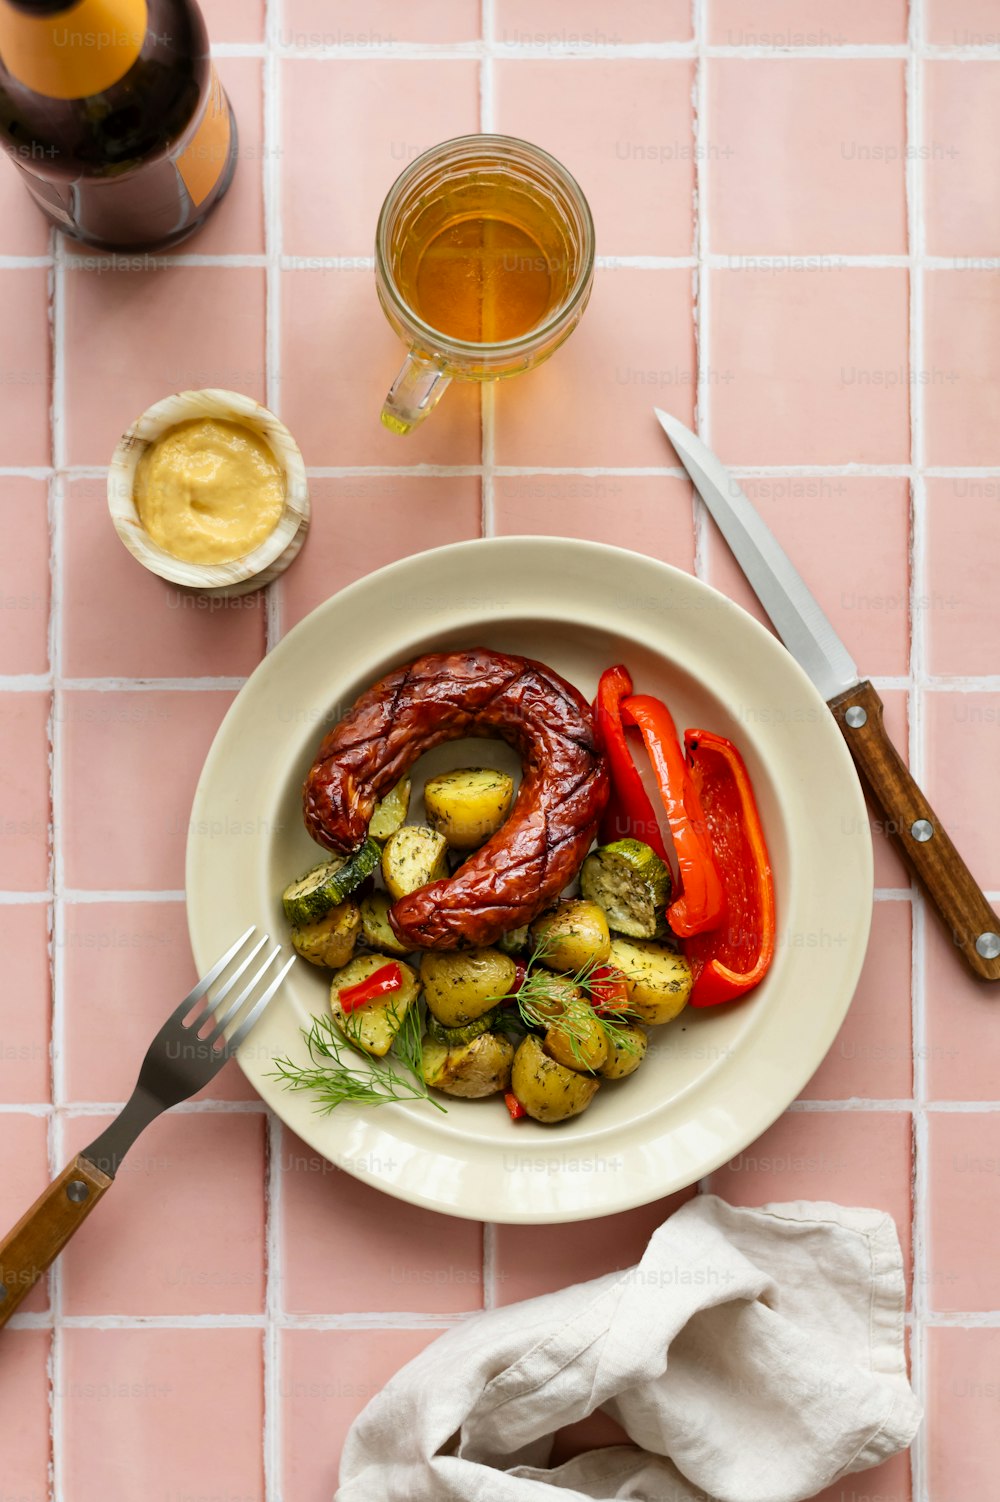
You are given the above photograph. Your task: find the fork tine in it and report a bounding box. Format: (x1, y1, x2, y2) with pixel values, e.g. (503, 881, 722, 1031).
(167, 925, 256, 1025)
(204, 943, 282, 1047)
(195, 932, 271, 1032)
(225, 953, 296, 1054)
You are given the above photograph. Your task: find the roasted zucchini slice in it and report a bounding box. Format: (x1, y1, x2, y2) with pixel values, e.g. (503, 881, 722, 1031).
(282, 837, 381, 924)
(496, 925, 531, 956)
(381, 824, 449, 900)
(358, 890, 410, 957)
(425, 1007, 502, 1047)
(580, 840, 671, 939)
(329, 954, 420, 1059)
(423, 767, 515, 850)
(290, 901, 361, 968)
(368, 777, 411, 842)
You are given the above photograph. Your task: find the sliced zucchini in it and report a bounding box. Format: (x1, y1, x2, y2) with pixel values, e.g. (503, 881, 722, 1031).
(290, 901, 361, 968)
(422, 1031, 515, 1098)
(423, 766, 515, 850)
(330, 954, 420, 1059)
(282, 838, 381, 924)
(425, 1008, 501, 1047)
(496, 925, 531, 957)
(580, 840, 671, 939)
(599, 1024, 648, 1079)
(381, 824, 449, 900)
(359, 890, 410, 958)
(608, 937, 692, 1025)
(368, 777, 411, 842)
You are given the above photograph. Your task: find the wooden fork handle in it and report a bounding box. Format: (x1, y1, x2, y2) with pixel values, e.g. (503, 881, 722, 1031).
(829, 680, 1000, 983)
(0, 1155, 112, 1327)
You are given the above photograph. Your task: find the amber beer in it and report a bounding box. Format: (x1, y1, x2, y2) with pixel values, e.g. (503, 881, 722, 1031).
(0, 0, 237, 249)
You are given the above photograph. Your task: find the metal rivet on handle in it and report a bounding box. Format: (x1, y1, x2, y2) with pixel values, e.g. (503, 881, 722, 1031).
(66, 1180, 89, 1204)
(910, 819, 934, 843)
(844, 705, 867, 728)
(976, 932, 1000, 961)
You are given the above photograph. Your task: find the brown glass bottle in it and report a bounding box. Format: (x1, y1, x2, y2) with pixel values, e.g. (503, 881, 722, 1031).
(0, 0, 238, 250)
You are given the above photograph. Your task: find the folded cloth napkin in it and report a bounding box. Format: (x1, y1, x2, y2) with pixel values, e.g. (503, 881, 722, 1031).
(335, 1195, 920, 1502)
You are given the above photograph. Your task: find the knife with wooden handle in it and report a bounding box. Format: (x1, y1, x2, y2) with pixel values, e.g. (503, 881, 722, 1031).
(655, 408, 1000, 982)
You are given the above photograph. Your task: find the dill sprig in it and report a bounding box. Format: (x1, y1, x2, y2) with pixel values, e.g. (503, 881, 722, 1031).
(494, 934, 644, 1070)
(269, 999, 446, 1115)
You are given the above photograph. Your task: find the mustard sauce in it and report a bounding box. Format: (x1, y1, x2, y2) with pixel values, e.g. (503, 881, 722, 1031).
(134, 418, 285, 565)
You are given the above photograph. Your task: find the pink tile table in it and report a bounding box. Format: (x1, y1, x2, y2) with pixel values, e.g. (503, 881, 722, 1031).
(0, 5, 997, 1498)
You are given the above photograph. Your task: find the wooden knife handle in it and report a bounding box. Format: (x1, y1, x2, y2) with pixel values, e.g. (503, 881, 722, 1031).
(0, 1155, 112, 1327)
(830, 680, 1000, 983)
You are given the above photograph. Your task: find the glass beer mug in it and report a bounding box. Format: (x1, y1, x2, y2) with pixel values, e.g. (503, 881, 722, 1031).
(375, 134, 595, 434)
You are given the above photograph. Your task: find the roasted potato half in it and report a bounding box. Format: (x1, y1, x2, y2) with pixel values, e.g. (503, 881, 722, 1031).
(358, 890, 410, 957)
(511, 1034, 600, 1123)
(423, 767, 515, 850)
(290, 901, 361, 969)
(608, 938, 693, 1024)
(381, 824, 448, 900)
(368, 777, 411, 842)
(329, 955, 419, 1058)
(531, 900, 611, 974)
(544, 1005, 609, 1074)
(420, 948, 517, 1027)
(599, 1024, 648, 1079)
(422, 1031, 515, 1098)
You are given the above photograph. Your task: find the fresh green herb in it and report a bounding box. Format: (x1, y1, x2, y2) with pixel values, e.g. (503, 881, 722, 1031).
(269, 1000, 447, 1115)
(492, 934, 644, 1070)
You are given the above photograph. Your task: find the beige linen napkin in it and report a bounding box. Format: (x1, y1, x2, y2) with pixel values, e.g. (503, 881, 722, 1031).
(335, 1195, 920, 1502)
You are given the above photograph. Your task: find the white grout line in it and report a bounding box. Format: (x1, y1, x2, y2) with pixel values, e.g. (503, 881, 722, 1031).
(10, 460, 1000, 479)
(691, 0, 710, 584)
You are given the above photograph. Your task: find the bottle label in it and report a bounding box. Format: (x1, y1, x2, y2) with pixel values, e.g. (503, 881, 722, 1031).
(174, 64, 231, 208)
(0, 0, 148, 100)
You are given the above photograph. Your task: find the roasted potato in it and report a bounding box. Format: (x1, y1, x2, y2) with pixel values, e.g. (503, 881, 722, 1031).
(423, 766, 515, 850)
(608, 937, 692, 1024)
(544, 1006, 609, 1074)
(420, 948, 516, 1027)
(531, 900, 611, 974)
(330, 954, 419, 1058)
(599, 1024, 648, 1079)
(381, 824, 448, 900)
(290, 901, 361, 968)
(358, 890, 410, 957)
(511, 1034, 600, 1123)
(368, 777, 411, 842)
(422, 1031, 515, 1098)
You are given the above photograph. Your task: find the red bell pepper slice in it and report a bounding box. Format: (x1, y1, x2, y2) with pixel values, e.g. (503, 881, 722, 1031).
(593, 666, 670, 859)
(620, 694, 726, 938)
(683, 730, 776, 1007)
(338, 961, 403, 1014)
(588, 965, 630, 1015)
(504, 1091, 527, 1120)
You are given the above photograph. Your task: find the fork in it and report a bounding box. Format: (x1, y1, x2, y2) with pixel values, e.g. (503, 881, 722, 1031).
(0, 926, 294, 1328)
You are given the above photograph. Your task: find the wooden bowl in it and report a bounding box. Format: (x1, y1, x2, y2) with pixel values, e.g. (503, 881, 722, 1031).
(108, 389, 310, 597)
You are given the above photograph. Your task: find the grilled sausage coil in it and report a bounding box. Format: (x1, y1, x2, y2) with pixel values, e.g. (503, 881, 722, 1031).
(302, 648, 609, 949)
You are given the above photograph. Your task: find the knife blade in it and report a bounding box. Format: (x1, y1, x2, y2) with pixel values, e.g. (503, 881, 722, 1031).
(655, 407, 1000, 983)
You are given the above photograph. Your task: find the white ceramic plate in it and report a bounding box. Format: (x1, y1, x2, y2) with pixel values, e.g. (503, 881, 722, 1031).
(186, 538, 873, 1223)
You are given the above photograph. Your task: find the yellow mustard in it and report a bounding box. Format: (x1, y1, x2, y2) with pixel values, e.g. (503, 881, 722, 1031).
(134, 418, 285, 565)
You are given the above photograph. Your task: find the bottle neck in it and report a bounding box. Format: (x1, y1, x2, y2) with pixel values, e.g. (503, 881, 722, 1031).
(0, 0, 149, 99)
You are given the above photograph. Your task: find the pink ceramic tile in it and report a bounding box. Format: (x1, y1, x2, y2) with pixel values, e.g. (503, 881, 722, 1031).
(280, 266, 482, 465)
(61, 1111, 265, 1314)
(0, 271, 50, 467)
(924, 692, 1000, 894)
(280, 1131, 484, 1314)
(184, 57, 265, 255)
(0, 159, 51, 255)
(494, 59, 695, 256)
(927, 1112, 1000, 1312)
(927, 1327, 1000, 1502)
(925, 916, 1000, 1103)
(494, 268, 695, 468)
(868, 690, 912, 890)
(0, 1112, 50, 1313)
(927, 0, 1000, 47)
(61, 477, 265, 678)
(201, 0, 264, 43)
(707, 1110, 914, 1276)
(493, 474, 696, 573)
(0, 693, 50, 891)
(0, 902, 50, 1103)
(282, 1328, 438, 1500)
(709, 0, 908, 45)
(924, 270, 1000, 467)
(0, 1330, 50, 1502)
(925, 63, 1000, 257)
(711, 267, 910, 465)
(61, 900, 254, 1103)
(60, 689, 233, 890)
(706, 477, 910, 678)
(710, 60, 907, 254)
(926, 477, 1000, 677)
(0, 477, 49, 676)
(282, 476, 481, 631)
(495, 1190, 695, 1305)
(282, 59, 480, 256)
(801, 901, 912, 1101)
(61, 1327, 263, 1501)
(810, 1452, 912, 1502)
(496, 0, 692, 44)
(283, 0, 481, 45)
(63, 267, 265, 466)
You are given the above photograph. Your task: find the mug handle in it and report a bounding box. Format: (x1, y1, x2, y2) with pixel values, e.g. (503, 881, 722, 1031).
(381, 352, 451, 435)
